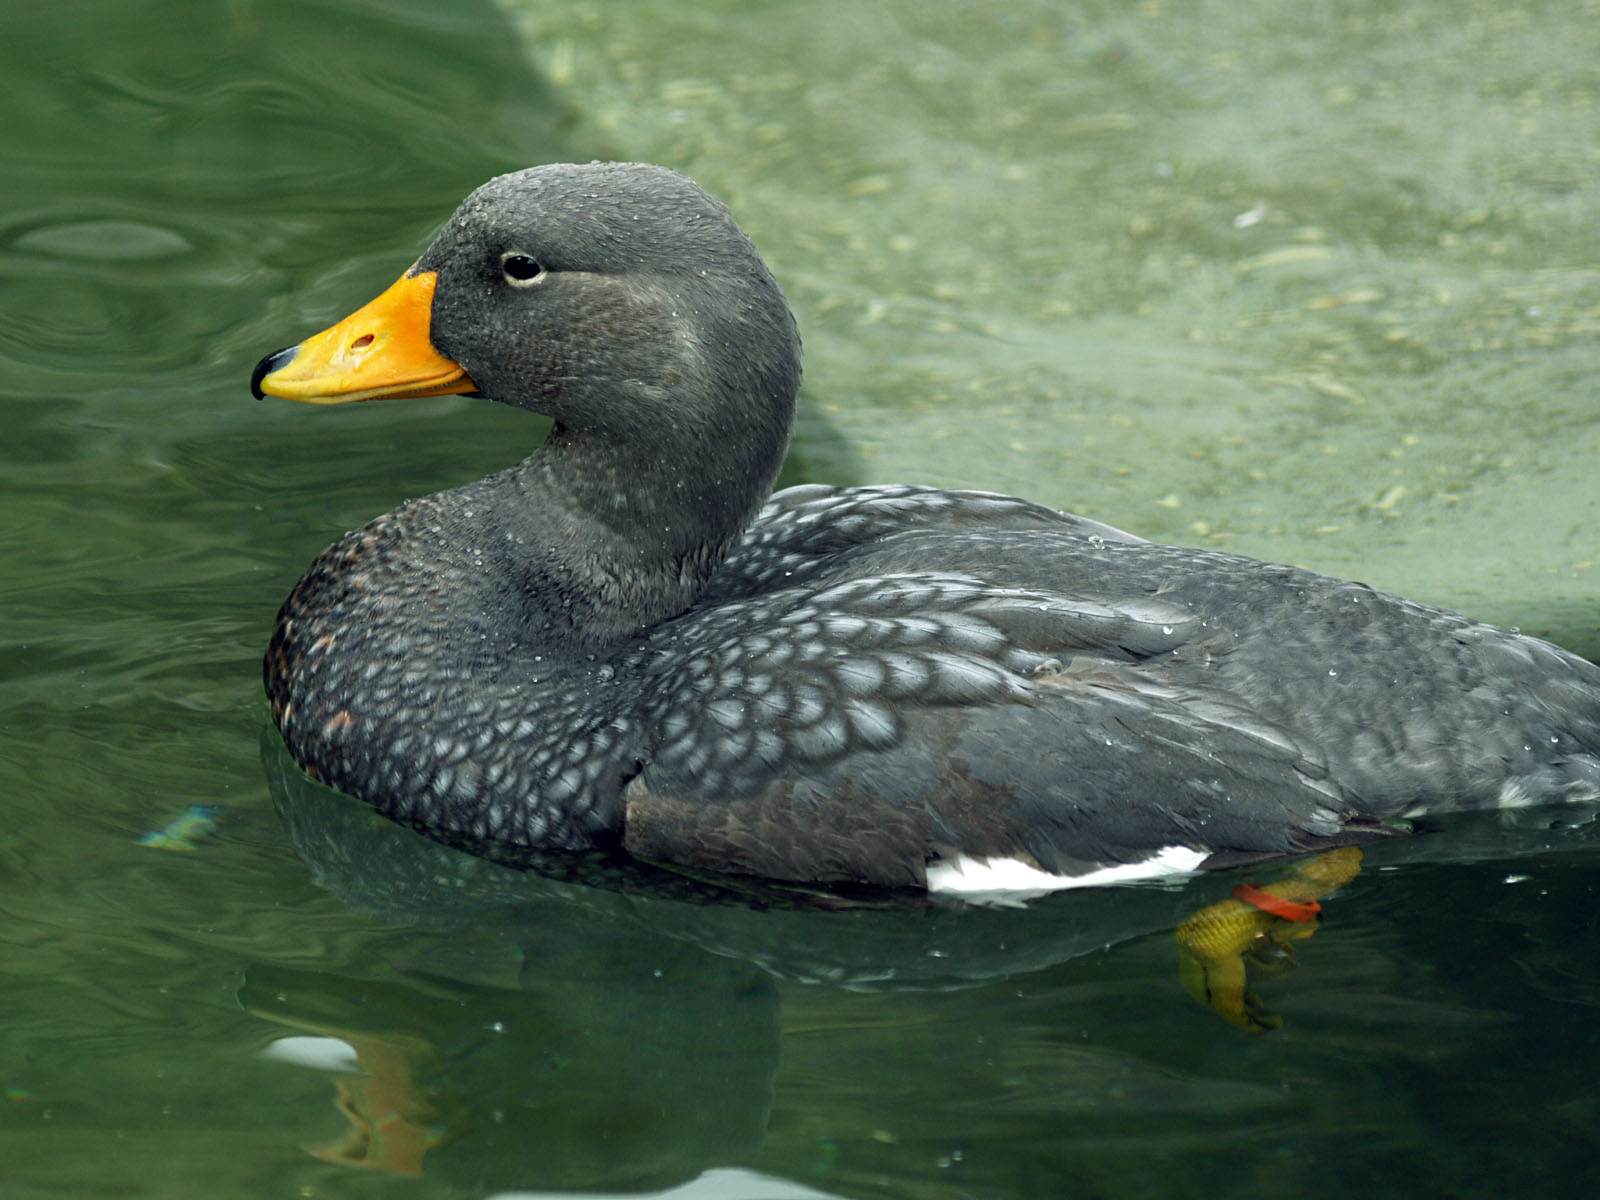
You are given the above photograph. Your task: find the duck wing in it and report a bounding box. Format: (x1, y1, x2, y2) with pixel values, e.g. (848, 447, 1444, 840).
(701, 483, 1145, 602)
(622, 486, 1600, 889)
(624, 566, 1377, 888)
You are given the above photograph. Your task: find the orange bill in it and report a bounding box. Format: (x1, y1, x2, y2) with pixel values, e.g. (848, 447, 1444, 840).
(252, 268, 477, 404)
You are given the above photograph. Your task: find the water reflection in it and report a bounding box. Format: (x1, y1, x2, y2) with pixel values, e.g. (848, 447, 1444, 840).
(244, 956, 779, 1190)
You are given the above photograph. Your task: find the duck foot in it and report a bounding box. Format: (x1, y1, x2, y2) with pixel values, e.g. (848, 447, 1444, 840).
(1174, 846, 1363, 1032)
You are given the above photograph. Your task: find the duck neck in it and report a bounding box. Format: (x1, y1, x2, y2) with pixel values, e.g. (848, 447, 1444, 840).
(502, 411, 789, 650)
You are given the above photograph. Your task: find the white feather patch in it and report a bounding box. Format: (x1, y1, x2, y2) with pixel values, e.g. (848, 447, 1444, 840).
(926, 845, 1209, 902)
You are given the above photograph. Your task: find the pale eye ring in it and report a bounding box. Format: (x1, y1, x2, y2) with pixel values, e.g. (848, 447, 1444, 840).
(500, 252, 546, 286)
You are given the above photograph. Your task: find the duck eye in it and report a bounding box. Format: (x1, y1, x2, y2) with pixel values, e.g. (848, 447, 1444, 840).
(500, 253, 546, 285)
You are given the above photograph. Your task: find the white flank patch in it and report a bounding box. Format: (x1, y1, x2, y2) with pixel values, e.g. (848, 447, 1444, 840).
(926, 845, 1209, 903)
(1496, 779, 1536, 809)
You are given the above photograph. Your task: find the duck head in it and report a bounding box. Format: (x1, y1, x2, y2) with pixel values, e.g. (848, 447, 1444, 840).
(252, 163, 804, 638)
(255, 161, 799, 446)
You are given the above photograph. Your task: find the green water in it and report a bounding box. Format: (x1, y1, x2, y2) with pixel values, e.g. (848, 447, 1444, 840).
(1, 1, 1597, 1197)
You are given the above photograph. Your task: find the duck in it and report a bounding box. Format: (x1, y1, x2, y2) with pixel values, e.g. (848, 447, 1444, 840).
(252, 161, 1600, 897)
